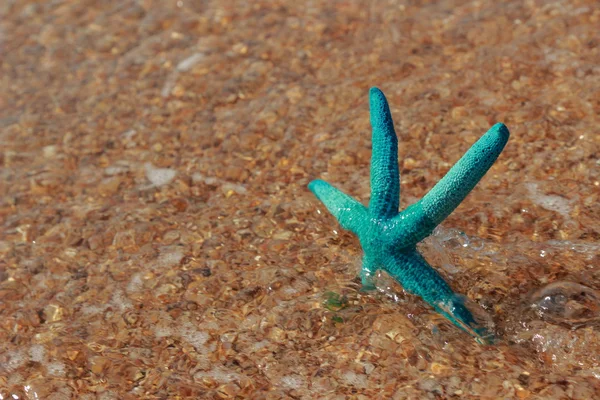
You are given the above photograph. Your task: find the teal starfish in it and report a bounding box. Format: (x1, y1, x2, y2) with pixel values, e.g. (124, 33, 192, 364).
(309, 87, 509, 342)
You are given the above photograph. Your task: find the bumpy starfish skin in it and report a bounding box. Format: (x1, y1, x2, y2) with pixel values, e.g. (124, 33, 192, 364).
(309, 87, 510, 341)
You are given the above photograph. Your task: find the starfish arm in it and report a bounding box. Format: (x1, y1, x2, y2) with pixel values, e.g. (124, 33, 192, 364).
(383, 250, 492, 341)
(383, 250, 455, 306)
(388, 201, 438, 248)
(308, 179, 367, 234)
(420, 123, 510, 226)
(368, 87, 400, 219)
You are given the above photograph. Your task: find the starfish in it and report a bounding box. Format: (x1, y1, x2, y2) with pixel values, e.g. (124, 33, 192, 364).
(309, 87, 509, 342)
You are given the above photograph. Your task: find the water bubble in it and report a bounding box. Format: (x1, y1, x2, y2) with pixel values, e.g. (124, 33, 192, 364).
(546, 240, 600, 261)
(469, 237, 485, 251)
(372, 269, 407, 304)
(530, 281, 600, 329)
(429, 226, 487, 253)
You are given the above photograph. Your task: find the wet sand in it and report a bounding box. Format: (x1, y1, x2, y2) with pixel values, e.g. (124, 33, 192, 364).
(1, 1, 599, 398)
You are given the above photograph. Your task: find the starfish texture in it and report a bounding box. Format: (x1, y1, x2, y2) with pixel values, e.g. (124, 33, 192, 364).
(309, 87, 510, 341)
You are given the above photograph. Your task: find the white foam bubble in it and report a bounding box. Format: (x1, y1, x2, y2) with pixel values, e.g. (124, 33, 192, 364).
(29, 344, 46, 362)
(126, 273, 144, 293)
(177, 53, 205, 72)
(46, 361, 66, 377)
(525, 182, 573, 217)
(194, 367, 241, 384)
(280, 374, 305, 389)
(144, 163, 177, 187)
(153, 246, 185, 270)
(180, 322, 209, 350)
(3, 349, 27, 372)
(340, 371, 368, 388)
(111, 290, 132, 311)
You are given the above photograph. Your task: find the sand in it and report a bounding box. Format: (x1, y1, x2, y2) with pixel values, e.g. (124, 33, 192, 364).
(1, 0, 599, 398)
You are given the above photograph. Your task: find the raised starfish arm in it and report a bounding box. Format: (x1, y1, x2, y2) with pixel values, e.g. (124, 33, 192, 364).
(308, 179, 367, 234)
(388, 123, 510, 247)
(368, 87, 400, 219)
(420, 123, 510, 227)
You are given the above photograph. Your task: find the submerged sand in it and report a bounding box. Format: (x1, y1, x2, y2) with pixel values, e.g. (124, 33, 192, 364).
(1, 1, 599, 398)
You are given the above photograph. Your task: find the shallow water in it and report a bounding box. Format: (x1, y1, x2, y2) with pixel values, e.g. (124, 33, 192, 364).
(1, 0, 599, 398)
